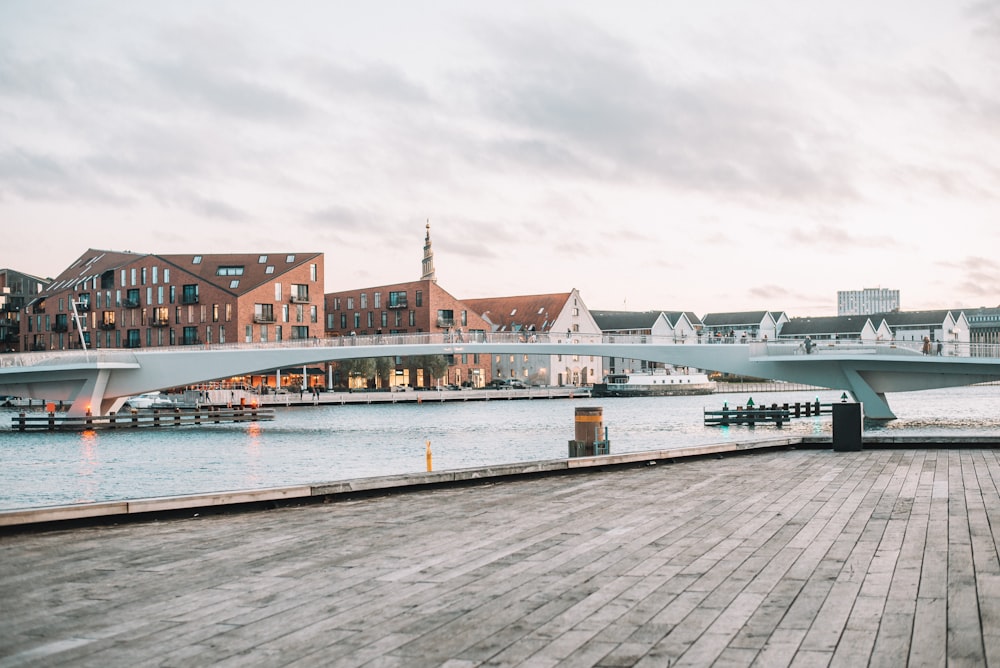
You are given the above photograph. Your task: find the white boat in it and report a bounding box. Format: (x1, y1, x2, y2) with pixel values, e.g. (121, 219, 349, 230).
(592, 370, 716, 397)
(125, 392, 175, 409)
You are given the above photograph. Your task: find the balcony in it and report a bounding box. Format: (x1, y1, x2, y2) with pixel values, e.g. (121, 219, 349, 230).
(437, 318, 455, 328)
(289, 295, 310, 304)
(99, 322, 117, 330)
(122, 299, 140, 309)
(181, 338, 202, 346)
(151, 319, 170, 328)
(254, 314, 276, 324)
(75, 302, 91, 312)
(4, 334, 18, 344)
(124, 340, 142, 349)
(30, 343, 46, 351)
(181, 295, 199, 305)
(52, 323, 68, 332)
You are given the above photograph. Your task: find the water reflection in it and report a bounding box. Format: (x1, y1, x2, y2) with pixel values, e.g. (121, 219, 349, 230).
(75, 429, 99, 504)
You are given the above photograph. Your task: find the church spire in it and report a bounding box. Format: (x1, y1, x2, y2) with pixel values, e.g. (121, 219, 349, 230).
(421, 220, 437, 282)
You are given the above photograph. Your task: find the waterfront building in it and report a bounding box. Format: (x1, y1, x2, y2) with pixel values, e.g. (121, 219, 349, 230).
(966, 307, 1000, 352)
(463, 289, 604, 387)
(701, 311, 785, 342)
(0, 268, 49, 353)
(22, 249, 324, 354)
(323, 278, 492, 388)
(776, 315, 891, 344)
(590, 310, 704, 375)
(875, 309, 969, 347)
(838, 288, 900, 316)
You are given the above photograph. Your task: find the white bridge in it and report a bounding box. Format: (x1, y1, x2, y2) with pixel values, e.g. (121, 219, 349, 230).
(2, 333, 1000, 420)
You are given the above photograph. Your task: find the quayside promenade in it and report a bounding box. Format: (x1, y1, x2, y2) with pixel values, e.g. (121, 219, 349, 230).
(2, 445, 1000, 667)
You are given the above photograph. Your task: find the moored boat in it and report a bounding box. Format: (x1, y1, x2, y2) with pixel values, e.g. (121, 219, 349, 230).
(592, 370, 716, 397)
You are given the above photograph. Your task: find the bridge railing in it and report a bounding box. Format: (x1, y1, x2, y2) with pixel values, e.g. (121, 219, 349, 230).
(749, 338, 999, 359)
(0, 349, 140, 368)
(4, 332, 999, 363)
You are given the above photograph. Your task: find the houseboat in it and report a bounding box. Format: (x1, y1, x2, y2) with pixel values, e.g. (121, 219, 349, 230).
(592, 370, 716, 397)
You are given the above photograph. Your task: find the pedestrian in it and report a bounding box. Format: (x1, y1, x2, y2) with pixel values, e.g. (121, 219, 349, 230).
(804, 336, 814, 355)
(936, 340, 943, 356)
(922, 337, 931, 355)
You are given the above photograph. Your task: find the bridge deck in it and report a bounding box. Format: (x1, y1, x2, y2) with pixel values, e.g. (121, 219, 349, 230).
(2, 446, 997, 666)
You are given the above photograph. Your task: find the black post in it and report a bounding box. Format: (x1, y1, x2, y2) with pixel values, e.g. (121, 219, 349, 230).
(832, 402, 863, 452)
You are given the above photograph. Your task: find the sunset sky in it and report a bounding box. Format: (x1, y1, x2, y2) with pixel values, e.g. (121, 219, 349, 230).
(2, 1, 999, 317)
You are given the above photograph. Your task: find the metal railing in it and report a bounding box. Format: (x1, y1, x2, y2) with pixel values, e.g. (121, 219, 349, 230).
(3, 332, 999, 368)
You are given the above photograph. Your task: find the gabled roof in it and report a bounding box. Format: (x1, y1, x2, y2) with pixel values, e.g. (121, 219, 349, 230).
(39, 248, 148, 296)
(463, 292, 571, 332)
(159, 252, 322, 297)
(660, 311, 704, 327)
(590, 310, 664, 331)
(701, 311, 772, 327)
(779, 315, 874, 336)
(874, 310, 959, 327)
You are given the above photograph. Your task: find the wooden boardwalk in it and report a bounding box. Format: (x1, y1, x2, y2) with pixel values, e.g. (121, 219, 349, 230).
(2, 447, 999, 667)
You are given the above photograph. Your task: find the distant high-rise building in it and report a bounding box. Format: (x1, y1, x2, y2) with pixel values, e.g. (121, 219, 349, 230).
(837, 288, 900, 316)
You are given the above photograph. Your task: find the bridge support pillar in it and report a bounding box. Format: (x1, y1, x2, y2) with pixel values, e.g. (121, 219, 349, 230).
(67, 369, 114, 418)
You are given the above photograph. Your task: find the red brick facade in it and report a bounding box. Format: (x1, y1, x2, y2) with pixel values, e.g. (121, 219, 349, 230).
(324, 279, 493, 387)
(23, 249, 324, 351)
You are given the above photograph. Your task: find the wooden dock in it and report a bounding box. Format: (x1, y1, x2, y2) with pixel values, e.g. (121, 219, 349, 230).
(705, 400, 833, 426)
(11, 406, 275, 432)
(1, 444, 998, 665)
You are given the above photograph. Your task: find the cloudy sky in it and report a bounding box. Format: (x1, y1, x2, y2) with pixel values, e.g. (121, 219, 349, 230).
(2, 1, 999, 316)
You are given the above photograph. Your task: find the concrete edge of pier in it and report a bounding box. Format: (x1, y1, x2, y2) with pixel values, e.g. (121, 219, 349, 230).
(3, 434, 999, 534)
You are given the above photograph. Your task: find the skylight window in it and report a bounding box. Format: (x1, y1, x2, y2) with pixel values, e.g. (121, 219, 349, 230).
(192, 256, 202, 264)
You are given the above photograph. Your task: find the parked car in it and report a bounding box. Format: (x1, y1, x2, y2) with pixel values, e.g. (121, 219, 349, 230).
(486, 379, 510, 389)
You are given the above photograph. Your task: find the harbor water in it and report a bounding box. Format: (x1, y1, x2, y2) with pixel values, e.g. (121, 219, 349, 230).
(2, 386, 1000, 511)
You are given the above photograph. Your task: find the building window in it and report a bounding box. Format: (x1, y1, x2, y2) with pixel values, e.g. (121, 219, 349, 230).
(388, 291, 407, 309)
(274, 283, 282, 301)
(462, 310, 468, 326)
(212, 304, 219, 322)
(229, 280, 239, 289)
(292, 326, 308, 339)
(291, 284, 309, 302)
(245, 325, 252, 343)
(374, 292, 381, 308)
(333, 297, 341, 310)
(182, 285, 199, 304)
(265, 266, 275, 274)
(311, 306, 318, 323)
(286, 255, 295, 263)
(310, 263, 317, 281)
(437, 310, 454, 328)
(415, 291, 423, 307)
(259, 255, 268, 263)
(216, 266, 244, 276)
(340, 313, 347, 328)
(192, 256, 202, 264)
(254, 304, 275, 323)
(409, 310, 416, 326)
(354, 313, 361, 328)
(360, 293, 367, 309)
(381, 311, 387, 327)
(183, 326, 199, 345)
(347, 297, 354, 310)
(367, 311, 373, 328)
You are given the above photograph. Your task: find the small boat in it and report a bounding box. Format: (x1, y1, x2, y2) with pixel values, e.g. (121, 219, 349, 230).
(592, 370, 716, 397)
(125, 392, 175, 409)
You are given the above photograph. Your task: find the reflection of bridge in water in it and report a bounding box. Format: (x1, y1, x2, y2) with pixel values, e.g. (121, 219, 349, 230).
(2, 333, 1000, 420)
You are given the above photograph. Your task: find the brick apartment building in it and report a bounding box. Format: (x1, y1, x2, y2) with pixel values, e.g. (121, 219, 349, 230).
(22, 248, 324, 353)
(0, 268, 49, 353)
(324, 278, 493, 388)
